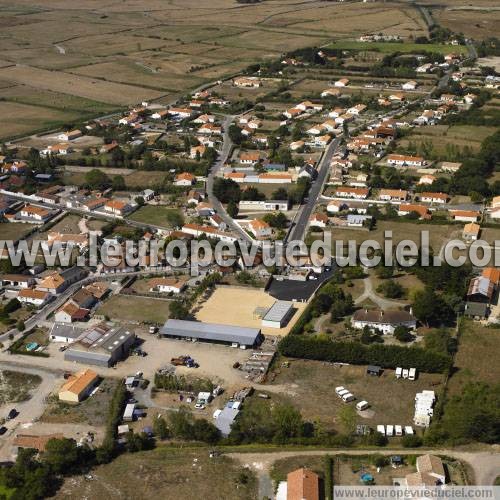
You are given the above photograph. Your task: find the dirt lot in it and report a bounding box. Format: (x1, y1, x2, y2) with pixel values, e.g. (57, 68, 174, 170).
(0, 370, 41, 406)
(96, 294, 171, 325)
(194, 286, 307, 337)
(55, 447, 257, 500)
(268, 358, 444, 432)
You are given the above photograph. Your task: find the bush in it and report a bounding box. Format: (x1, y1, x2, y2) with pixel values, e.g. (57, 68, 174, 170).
(402, 435, 423, 448)
(278, 335, 451, 373)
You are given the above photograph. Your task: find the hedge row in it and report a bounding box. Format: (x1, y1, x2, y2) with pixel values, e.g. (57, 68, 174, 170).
(278, 335, 451, 373)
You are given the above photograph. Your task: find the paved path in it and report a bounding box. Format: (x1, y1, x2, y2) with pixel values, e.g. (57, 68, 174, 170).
(228, 447, 500, 498)
(354, 276, 406, 309)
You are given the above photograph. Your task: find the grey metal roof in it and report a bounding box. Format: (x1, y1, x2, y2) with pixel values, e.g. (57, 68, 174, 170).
(263, 301, 293, 322)
(160, 319, 260, 345)
(50, 323, 84, 340)
(215, 407, 239, 437)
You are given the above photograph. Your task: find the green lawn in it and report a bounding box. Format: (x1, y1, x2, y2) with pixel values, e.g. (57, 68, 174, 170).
(97, 294, 171, 324)
(127, 205, 183, 228)
(328, 41, 468, 55)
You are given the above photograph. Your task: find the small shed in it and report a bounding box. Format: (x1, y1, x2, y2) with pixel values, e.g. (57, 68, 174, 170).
(367, 365, 382, 376)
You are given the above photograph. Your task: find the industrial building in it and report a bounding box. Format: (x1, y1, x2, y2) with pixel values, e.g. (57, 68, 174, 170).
(160, 319, 262, 347)
(64, 323, 136, 367)
(261, 300, 295, 328)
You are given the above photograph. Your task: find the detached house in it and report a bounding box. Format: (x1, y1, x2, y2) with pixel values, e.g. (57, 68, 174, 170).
(148, 277, 188, 294)
(104, 199, 131, 216)
(310, 213, 328, 228)
(249, 219, 272, 239)
(58, 130, 82, 141)
(334, 187, 369, 199)
(379, 189, 408, 202)
(352, 309, 416, 334)
(20, 205, 51, 223)
(17, 288, 51, 307)
(175, 172, 196, 186)
(387, 154, 424, 168)
(419, 192, 449, 204)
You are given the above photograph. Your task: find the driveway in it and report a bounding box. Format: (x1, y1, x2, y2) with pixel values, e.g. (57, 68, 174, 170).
(354, 276, 407, 309)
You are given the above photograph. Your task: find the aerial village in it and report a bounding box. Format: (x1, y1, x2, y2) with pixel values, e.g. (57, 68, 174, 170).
(0, 27, 499, 499)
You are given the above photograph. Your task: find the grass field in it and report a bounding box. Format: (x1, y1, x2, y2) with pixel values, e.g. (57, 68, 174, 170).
(55, 447, 257, 500)
(269, 358, 444, 432)
(446, 320, 500, 397)
(97, 294, 170, 324)
(0, 222, 36, 241)
(127, 205, 183, 228)
(328, 40, 468, 55)
(320, 220, 460, 254)
(0, 370, 41, 405)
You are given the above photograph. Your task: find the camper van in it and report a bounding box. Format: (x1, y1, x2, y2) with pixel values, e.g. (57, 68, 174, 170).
(402, 369, 409, 379)
(386, 425, 394, 437)
(395, 367, 402, 378)
(408, 368, 416, 381)
(337, 389, 349, 398)
(395, 425, 403, 436)
(356, 401, 370, 411)
(404, 426, 414, 435)
(377, 425, 385, 435)
(335, 386, 346, 395)
(342, 392, 355, 403)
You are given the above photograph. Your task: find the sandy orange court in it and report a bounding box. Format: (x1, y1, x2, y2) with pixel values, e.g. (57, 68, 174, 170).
(195, 286, 306, 336)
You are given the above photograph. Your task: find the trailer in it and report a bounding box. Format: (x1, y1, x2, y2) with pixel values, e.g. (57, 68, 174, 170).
(123, 403, 135, 422)
(376, 425, 386, 435)
(395, 367, 402, 378)
(402, 369, 409, 379)
(337, 389, 349, 398)
(335, 386, 346, 395)
(386, 425, 394, 437)
(408, 368, 417, 381)
(404, 426, 414, 435)
(395, 425, 403, 436)
(356, 401, 370, 411)
(342, 392, 355, 403)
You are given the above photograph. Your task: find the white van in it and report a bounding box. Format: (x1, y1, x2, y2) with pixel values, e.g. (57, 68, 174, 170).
(395, 367, 402, 378)
(402, 369, 409, 379)
(335, 386, 346, 395)
(408, 368, 417, 381)
(337, 389, 349, 398)
(356, 401, 370, 411)
(386, 425, 394, 437)
(342, 393, 355, 403)
(395, 425, 403, 436)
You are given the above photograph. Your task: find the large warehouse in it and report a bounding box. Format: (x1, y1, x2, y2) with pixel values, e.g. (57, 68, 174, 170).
(160, 319, 262, 348)
(64, 324, 136, 367)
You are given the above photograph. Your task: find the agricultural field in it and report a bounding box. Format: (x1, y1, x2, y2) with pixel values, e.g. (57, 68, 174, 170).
(398, 125, 497, 155)
(327, 40, 468, 55)
(0, 370, 41, 406)
(97, 294, 171, 324)
(55, 448, 257, 500)
(268, 358, 444, 432)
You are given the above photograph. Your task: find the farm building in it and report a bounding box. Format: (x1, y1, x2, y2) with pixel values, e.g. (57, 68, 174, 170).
(160, 319, 262, 347)
(261, 301, 295, 329)
(284, 467, 320, 500)
(64, 324, 136, 367)
(58, 369, 99, 403)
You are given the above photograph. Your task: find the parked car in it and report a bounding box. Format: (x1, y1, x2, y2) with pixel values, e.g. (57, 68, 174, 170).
(7, 409, 17, 420)
(0, 427, 7, 436)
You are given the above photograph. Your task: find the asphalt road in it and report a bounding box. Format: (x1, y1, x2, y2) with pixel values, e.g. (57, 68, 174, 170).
(206, 114, 254, 244)
(286, 136, 342, 244)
